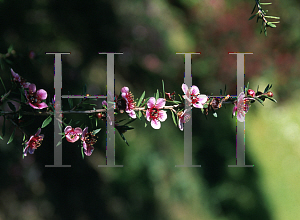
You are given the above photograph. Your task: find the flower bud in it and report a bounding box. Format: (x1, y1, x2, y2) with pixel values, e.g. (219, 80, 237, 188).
(247, 89, 256, 97)
(210, 98, 220, 110)
(267, 91, 273, 97)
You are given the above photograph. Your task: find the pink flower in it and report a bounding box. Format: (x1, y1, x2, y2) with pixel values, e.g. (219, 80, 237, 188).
(25, 83, 48, 109)
(81, 127, 97, 156)
(146, 97, 167, 129)
(23, 128, 44, 157)
(64, 126, 82, 143)
(121, 86, 136, 118)
(11, 69, 30, 88)
(181, 83, 208, 108)
(232, 92, 250, 122)
(177, 109, 191, 131)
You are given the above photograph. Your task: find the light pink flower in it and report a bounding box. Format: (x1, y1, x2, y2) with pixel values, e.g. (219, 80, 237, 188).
(232, 92, 250, 122)
(23, 128, 44, 157)
(178, 109, 191, 131)
(25, 83, 48, 109)
(181, 83, 208, 108)
(121, 86, 136, 118)
(146, 97, 167, 129)
(81, 127, 97, 156)
(64, 126, 82, 143)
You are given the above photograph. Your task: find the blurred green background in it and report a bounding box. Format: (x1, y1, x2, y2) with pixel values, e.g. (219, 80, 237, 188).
(0, 0, 299, 219)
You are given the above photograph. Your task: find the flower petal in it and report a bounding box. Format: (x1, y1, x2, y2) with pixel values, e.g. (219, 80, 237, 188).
(37, 102, 48, 109)
(237, 112, 245, 122)
(35, 128, 41, 136)
(84, 145, 94, 156)
(74, 127, 83, 135)
(81, 127, 88, 140)
(28, 102, 39, 109)
(182, 83, 188, 94)
(29, 84, 36, 93)
(36, 89, 47, 100)
(190, 85, 200, 95)
(197, 95, 208, 104)
(155, 98, 166, 109)
(121, 87, 129, 94)
(128, 110, 136, 118)
(66, 135, 79, 143)
(151, 119, 161, 129)
(178, 118, 184, 131)
(147, 97, 156, 108)
(193, 103, 204, 108)
(158, 110, 167, 122)
(11, 69, 20, 81)
(146, 110, 151, 121)
(64, 126, 73, 134)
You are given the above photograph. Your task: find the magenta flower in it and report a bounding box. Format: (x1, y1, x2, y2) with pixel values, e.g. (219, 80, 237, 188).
(64, 126, 82, 143)
(81, 127, 97, 156)
(23, 128, 44, 157)
(232, 92, 250, 122)
(11, 69, 30, 88)
(181, 83, 208, 108)
(25, 83, 48, 109)
(178, 109, 191, 131)
(146, 97, 167, 129)
(121, 86, 136, 118)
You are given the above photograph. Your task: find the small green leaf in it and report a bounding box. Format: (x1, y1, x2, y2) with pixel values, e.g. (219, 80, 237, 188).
(136, 111, 141, 119)
(265, 15, 280, 19)
(42, 116, 53, 128)
(0, 134, 3, 140)
(145, 122, 147, 127)
(254, 97, 264, 106)
(155, 89, 159, 100)
(171, 110, 177, 126)
(267, 22, 276, 28)
(18, 110, 23, 119)
(264, 84, 270, 93)
(56, 141, 62, 147)
(7, 102, 16, 112)
(81, 146, 84, 159)
(260, 2, 272, 5)
(249, 14, 257, 20)
(92, 128, 101, 135)
(251, 3, 257, 14)
(4, 58, 13, 65)
(7, 45, 13, 53)
(137, 91, 145, 107)
(213, 112, 217, 117)
(7, 128, 16, 144)
(265, 96, 277, 103)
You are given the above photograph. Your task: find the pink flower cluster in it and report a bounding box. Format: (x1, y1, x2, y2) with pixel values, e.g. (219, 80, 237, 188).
(64, 126, 97, 156)
(11, 69, 48, 109)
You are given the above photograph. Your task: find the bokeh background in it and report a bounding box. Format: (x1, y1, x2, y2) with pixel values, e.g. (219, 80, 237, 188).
(0, 0, 299, 219)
